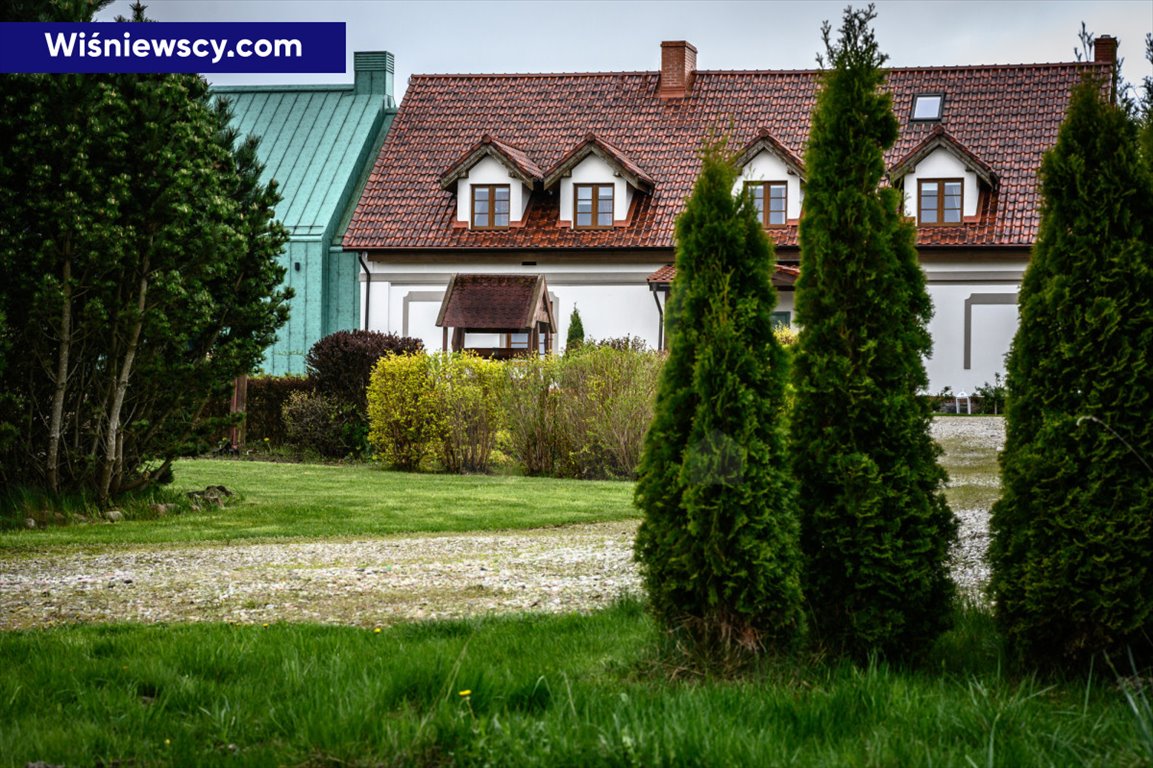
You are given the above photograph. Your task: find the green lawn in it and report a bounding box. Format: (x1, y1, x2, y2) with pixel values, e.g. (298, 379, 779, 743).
(6, 419, 1141, 766)
(1, 601, 1148, 767)
(0, 460, 637, 550)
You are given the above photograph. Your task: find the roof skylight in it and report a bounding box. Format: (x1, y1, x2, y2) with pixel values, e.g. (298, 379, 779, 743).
(912, 94, 944, 121)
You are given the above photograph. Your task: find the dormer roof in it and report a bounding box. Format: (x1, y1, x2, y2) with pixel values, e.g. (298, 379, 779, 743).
(889, 125, 997, 188)
(439, 134, 544, 190)
(543, 133, 655, 192)
(735, 130, 806, 179)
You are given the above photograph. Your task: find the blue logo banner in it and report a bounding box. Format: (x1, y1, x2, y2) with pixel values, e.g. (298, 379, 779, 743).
(0, 22, 346, 74)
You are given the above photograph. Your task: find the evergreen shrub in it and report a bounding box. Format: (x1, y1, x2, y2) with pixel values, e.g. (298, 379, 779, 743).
(565, 307, 585, 352)
(634, 140, 804, 658)
(789, 6, 956, 661)
(989, 79, 1153, 670)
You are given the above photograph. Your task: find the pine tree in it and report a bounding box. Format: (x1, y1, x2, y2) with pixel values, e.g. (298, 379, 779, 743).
(790, 5, 956, 660)
(634, 140, 803, 657)
(566, 306, 585, 352)
(988, 78, 1153, 670)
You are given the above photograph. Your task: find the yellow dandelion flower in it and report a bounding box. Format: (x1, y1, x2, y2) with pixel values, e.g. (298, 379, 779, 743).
(373, 627, 382, 634)
(458, 689, 471, 697)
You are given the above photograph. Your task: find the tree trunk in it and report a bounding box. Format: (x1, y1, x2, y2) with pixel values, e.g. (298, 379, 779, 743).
(99, 261, 148, 503)
(46, 255, 72, 495)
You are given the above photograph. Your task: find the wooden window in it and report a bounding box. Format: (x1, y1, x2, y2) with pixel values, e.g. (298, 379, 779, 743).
(574, 184, 613, 229)
(471, 184, 510, 229)
(747, 181, 788, 227)
(506, 332, 529, 350)
(918, 179, 963, 225)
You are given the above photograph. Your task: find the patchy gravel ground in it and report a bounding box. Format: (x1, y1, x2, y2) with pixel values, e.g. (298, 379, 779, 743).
(0, 418, 1004, 629)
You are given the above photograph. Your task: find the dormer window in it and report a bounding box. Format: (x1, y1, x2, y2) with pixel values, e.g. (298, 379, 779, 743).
(918, 179, 962, 225)
(440, 136, 541, 230)
(544, 133, 654, 230)
(890, 127, 997, 227)
(735, 131, 805, 229)
(747, 181, 787, 227)
(912, 94, 944, 121)
(575, 184, 614, 229)
(471, 184, 510, 229)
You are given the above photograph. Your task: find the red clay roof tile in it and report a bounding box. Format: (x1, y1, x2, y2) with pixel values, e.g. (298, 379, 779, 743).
(345, 62, 1111, 253)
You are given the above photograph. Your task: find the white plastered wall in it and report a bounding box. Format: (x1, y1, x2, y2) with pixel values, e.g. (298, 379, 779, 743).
(736, 150, 804, 220)
(558, 154, 633, 225)
(454, 155, 531, 224)
(922, 259, 1027, 394)
(361, 261, 668, 352)
(900, 148, 979, 219)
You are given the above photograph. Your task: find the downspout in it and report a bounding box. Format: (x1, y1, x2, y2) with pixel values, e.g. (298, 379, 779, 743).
(650, 285, 666, 350)
(358, 252, 371, 331)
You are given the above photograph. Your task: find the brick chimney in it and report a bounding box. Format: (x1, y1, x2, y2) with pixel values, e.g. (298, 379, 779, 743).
(1094, 35, 1118, 65)
(659, 41, 697, 100)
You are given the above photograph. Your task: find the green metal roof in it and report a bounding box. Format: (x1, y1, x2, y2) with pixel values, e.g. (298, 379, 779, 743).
(212, 52, 396, 242)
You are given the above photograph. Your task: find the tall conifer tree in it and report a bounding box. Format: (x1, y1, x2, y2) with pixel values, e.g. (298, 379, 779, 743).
(566, 306, 585, 352)
(790, 5, 956, 660)
(989, 78, 1153, 669)
(634, 142, 803, 656)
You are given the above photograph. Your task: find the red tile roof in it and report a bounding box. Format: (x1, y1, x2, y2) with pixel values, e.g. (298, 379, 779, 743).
(648, 264, 799, 287)
(543, 132, 655, 191)
(436, 274, 551, 330)
(346, 62, 1110, 252)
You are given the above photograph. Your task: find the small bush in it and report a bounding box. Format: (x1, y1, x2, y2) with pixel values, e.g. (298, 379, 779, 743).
(973, 374, 1006, 415)
(582, 335, 649, 354)
(245, 376, 314, 447)
(555, 346, 663, 479)
(431, 353, 505, 473)
(367, 354, 442, 471)
(281, 391, 362, 459)
(503, 356, 562, 476)
(307, 330, 424, 410)
(772, 324, 798, 348)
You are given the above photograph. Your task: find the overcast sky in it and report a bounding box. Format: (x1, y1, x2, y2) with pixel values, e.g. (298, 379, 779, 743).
(96, 0, 1153, 100)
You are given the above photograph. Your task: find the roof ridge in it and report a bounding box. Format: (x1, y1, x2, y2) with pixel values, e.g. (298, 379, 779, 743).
(408, 60, 1104, 82)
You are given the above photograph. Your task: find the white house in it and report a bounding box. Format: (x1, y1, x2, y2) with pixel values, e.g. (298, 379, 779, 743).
(343, 38, 1117, 394)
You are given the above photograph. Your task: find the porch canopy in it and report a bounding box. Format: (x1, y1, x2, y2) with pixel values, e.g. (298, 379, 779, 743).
(436, 274, 555, 358)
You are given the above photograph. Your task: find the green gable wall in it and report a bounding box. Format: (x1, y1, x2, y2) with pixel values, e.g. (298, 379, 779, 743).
(213, 51, 397, 375)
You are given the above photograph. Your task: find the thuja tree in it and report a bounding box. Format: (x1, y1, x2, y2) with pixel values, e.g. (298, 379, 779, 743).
(566, 306, 585, 352)
(634, 141, 803, 657)
(790, 5, 955, 660)
(0, 1, 289, 502)
(988, 78, 1153, 670)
